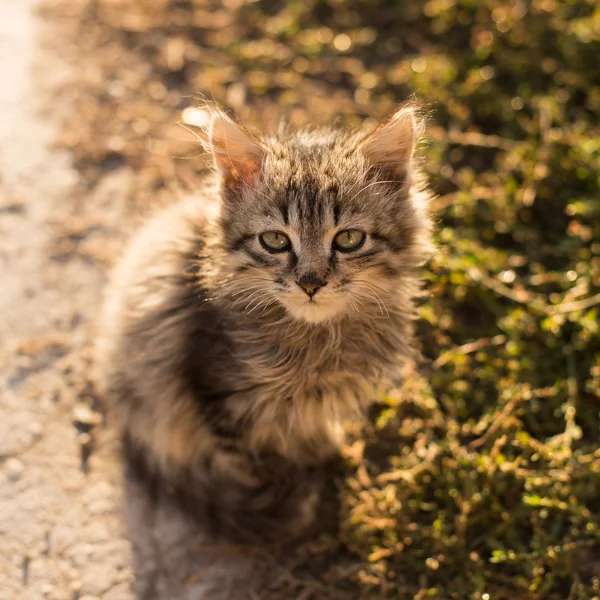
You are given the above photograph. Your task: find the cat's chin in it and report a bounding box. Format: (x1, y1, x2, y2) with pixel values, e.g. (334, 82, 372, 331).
(284, 300, 345, 324)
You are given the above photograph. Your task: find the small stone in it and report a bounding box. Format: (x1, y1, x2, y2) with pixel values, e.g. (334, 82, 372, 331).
(5, 458, 24, 482)
(73, 403, 102, 427)
(78, 432, 92, 447)
(28, 422, 43, 440)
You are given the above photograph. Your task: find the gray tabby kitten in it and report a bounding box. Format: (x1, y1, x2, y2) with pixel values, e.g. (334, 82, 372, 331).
(94, 104, 434, 543)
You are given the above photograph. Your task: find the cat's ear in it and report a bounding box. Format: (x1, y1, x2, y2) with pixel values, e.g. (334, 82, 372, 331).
(360, 105, 420, 186)
(207, 109, 265, 191)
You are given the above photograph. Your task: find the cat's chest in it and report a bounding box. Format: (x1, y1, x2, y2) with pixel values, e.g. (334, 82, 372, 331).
(223, 325, 402, 462)
(238, 332, 391, 402)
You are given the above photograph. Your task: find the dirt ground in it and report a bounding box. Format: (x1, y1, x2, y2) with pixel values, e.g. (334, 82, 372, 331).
(0, 2, 276, 599)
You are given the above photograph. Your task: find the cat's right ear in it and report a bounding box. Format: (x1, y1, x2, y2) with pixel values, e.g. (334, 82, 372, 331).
(358, 104, 422, 190)
(206, 109, 265, 193)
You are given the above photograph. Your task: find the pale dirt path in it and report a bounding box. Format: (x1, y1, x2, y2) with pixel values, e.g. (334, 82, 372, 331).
(0, 2, 265, 599)
(0, 1, 134, 598)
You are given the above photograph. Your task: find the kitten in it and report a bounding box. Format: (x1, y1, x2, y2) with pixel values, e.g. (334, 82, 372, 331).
(94, 103, 434, 543)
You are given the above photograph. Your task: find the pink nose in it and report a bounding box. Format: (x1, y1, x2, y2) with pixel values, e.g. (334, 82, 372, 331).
(298, 274, 326, 297)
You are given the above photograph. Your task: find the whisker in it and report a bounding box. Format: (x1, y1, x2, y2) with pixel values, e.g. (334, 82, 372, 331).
(353, 289, 390, 317)
(246, 292, 277, 313)
(231, 286, 264, 298)
(347, 179, 405, 204)
(242, 180, 272, 203)
(240, 289, 270, 306)
(363, 287, 390, 317)
(343, 165, 376, 198)
(262, 299, 278, 313)
(249, 297, 277, 314)
(218, 276, 273, 288)
(346, 297, 360, 314)
(353, 279, 392, 294)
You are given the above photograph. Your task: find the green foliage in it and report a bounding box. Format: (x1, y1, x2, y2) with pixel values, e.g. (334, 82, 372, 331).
(54, 0, 600, 596)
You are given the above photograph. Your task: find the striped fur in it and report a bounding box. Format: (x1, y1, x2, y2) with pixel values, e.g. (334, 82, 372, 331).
(94, 105, 434, 543)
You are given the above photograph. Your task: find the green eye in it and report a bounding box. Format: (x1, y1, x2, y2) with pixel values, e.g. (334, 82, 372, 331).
(333, 229, 366, 252)
(259, 231, 291, 253)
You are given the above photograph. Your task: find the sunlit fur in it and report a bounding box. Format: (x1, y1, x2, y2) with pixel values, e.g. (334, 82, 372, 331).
(94, 105, 435, 543)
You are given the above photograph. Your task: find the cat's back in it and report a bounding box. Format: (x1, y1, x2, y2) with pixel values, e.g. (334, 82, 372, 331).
(94, 189, 221, 398)
(114, 190, 218, 297)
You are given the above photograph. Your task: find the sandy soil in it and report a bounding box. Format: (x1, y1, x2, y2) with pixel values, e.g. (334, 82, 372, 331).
(0, 2, 272, 598)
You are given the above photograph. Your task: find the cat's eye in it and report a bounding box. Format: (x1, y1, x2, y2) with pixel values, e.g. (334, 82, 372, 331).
(259, 231, 291, 253)
(333, 229, 366, 252)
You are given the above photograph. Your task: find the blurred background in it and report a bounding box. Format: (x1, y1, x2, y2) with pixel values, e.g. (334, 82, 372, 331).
(1, 0, 599, 598)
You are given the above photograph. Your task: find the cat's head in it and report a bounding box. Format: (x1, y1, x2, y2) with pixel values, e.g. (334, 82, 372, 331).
(203, 104, 433, 324)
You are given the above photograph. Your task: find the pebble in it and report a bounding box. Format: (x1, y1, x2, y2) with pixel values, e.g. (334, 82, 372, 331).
(5, 458, 24, 482)
(70, 580, 82, 594)
(78, 432, 92, 447)
(73, 403, 102, 427)
(28, 422, 43, 440)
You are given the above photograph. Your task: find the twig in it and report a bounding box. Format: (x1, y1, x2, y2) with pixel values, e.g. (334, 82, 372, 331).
(519, 102, 552, 206)
(469, 396, 520, 449)
(478, 272, 550, 314)
(432, 334, 506, 369)
(429, 126, 518, 150)
(554, 291, 600, 314)
(567, 575, 580, 600)
(478, 270, 600, 315)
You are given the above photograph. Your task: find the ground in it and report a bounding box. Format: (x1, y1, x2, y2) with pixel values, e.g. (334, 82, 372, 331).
(0, 2, 262, 599)
(1, 0, 599, 599)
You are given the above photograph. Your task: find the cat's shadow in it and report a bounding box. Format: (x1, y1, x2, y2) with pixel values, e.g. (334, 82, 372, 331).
(124, 473, 272, 600)
(123, 460, 344, 600)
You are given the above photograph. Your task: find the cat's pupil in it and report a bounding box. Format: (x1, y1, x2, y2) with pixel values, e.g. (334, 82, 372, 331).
(260, 231, 291, 252)
(334, 229, 365, 251)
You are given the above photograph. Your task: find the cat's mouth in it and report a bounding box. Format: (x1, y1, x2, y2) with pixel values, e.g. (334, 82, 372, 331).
(281, 292, 346, 324)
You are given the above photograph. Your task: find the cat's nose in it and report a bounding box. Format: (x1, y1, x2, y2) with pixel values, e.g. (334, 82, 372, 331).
(297, 273, 326, 297)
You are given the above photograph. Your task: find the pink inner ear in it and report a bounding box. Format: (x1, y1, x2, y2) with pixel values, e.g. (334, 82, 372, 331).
(209, 112, 264, 189)
(361, 107, 416, 175)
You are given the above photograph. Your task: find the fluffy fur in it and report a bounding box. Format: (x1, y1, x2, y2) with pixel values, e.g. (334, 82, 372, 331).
(94, 104, 434, 542)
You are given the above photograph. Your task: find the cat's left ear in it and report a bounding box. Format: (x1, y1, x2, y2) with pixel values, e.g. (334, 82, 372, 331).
(359, 105, 420, 187)
(207, 109, 265, 192)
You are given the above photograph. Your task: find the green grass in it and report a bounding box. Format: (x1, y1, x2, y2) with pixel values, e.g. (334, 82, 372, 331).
(51, 0, 600, 597)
